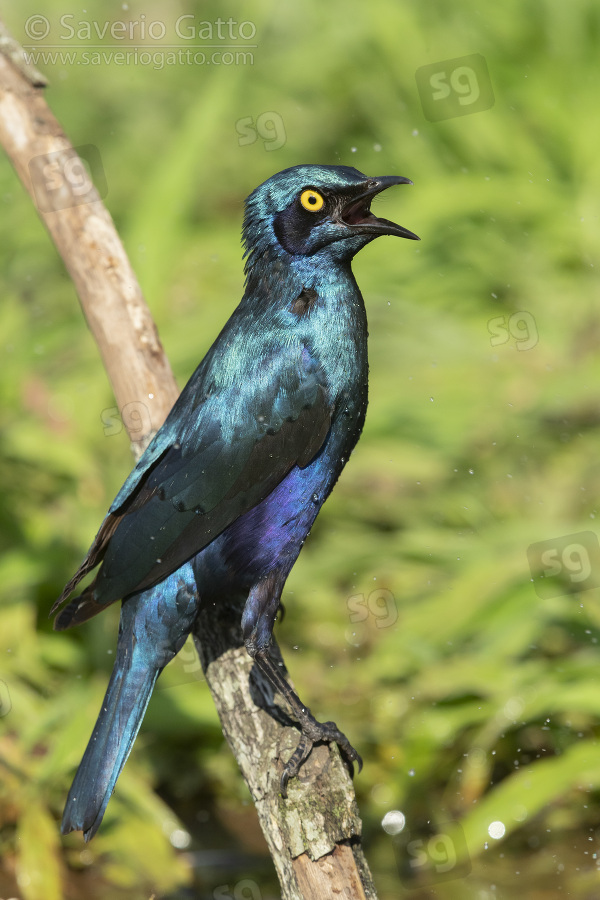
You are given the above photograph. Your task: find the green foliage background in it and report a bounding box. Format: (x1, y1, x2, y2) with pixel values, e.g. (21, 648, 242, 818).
(1, 1, 600, 897)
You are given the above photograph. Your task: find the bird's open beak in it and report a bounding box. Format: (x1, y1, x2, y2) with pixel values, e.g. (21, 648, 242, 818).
(339, 176, 420, 241)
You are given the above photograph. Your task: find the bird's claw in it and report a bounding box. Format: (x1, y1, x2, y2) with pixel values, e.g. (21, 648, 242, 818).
(280, 716, 362, 798)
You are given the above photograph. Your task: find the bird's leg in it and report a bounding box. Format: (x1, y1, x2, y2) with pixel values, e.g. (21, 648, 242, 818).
(242, 573, 362, 797)
(253, 648, 363, 797)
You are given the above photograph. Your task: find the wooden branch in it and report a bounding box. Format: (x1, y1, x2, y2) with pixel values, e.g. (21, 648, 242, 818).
(193, 604, 376, 898)
(0, 30, 178, 457)
(0, 21, 377, 899)
(0, 20, 47, 87)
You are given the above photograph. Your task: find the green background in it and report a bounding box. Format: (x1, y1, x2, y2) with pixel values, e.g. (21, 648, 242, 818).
(1, 1, 599, 898)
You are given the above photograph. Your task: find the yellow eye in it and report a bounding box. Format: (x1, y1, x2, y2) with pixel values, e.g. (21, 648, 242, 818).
(300, 189, 324, 212)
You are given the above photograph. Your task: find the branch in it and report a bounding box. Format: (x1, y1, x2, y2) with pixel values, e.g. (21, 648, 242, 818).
(0, 22, 378, 899)
(193, 603, 376, 897)
(0, 26, 178, 457)
(0, 20, 47, 87)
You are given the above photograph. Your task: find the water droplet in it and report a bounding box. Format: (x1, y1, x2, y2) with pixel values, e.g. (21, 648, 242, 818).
(382, 810, 406, 834)
(169, 828, 191, 849)
(488, 821, 506, 840)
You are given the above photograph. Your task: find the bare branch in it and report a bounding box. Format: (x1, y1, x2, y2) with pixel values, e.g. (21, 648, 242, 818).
(0, 19, 47, 87)
(194, 604, 377, 898)
(0, 33, 178, 456)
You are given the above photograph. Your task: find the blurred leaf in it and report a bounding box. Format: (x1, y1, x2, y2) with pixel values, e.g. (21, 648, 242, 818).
(16, 796, 62, 900)
(459, 740, 600, 859)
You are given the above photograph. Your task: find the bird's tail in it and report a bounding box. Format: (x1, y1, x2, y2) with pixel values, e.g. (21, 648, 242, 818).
(61, 567, 200, 841)
(61, 651, 159, 841)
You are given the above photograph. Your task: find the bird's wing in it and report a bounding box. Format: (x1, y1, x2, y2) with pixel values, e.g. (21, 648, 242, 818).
(52, 343, 332, 629)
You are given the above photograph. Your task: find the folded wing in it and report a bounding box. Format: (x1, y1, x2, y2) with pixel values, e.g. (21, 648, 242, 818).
(52, 344, 332, 630)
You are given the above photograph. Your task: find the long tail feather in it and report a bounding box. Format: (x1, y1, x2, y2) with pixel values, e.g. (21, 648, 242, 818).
(61, 566, 200, 840)
(61, 656, 159, 841)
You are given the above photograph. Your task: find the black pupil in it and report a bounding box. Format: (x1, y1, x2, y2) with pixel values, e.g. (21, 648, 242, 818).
(308, 195, 317, 204)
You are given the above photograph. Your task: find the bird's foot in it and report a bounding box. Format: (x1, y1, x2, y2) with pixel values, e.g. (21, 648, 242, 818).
(280, 707, 362, 797)
(251, 646, 362, 796)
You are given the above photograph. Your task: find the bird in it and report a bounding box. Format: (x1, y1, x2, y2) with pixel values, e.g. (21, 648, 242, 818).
(52, 164, 419, 841)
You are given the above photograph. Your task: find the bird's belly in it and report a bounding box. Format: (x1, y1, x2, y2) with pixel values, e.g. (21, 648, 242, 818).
(221, 462, 330, 578)
(196, 409, 360, 589)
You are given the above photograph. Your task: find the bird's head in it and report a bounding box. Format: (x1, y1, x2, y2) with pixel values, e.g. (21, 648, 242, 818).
(242, 164, 419, 272)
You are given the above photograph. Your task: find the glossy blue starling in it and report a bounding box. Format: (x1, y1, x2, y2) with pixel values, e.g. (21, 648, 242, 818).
(52, 164, 419, 840)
